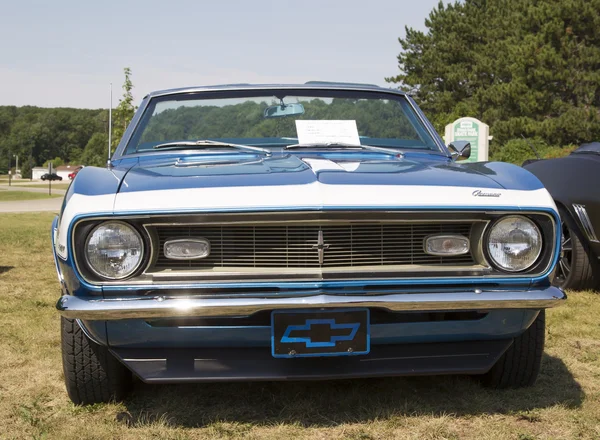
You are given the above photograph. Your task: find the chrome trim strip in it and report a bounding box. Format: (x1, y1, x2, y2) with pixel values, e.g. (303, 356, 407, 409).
(573, 204, 599, 243)
(56, 287, 566, 320)
(52, 226, 64, 284)
(144, 218, 485, 226)
(72, 211, 505, 224)
(147, 84, 407, 100)
(147, 264, 491, 283)
(175, 158, 265, 168)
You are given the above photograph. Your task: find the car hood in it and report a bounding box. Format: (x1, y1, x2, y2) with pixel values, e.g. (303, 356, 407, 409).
(112, 152, 550, 212)
(119, 153, 505, 191)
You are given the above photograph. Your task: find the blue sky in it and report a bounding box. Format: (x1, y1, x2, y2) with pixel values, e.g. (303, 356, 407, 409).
(0, 0, 442, 109)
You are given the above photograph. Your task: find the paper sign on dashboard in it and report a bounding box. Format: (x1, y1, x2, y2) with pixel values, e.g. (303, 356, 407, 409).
(295, 120, 361, 145)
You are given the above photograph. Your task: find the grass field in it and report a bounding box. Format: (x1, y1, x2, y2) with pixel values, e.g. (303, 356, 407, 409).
(13, 183, 71, 190)
(0, 213, 598, 439)
(0, 191, 63, 201)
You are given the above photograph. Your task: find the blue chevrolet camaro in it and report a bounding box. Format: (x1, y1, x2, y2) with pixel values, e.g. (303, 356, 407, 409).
(53, 82, 566, 404)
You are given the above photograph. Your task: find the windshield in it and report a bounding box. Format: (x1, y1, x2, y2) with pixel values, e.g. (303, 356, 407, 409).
(124, 89, 440, 155)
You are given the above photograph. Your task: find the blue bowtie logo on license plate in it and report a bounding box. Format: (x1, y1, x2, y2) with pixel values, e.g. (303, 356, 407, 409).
(281, 319, 360, 348)
(271, 309, 370, 358)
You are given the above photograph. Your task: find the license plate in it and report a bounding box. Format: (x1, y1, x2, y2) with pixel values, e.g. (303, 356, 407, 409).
(271, 309, 370, 358)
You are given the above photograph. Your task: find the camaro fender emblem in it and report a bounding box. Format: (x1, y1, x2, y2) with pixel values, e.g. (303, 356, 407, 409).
(312, 229, 330, 264)
(472, 189, 501, 197)
(281, 319, 360, 348)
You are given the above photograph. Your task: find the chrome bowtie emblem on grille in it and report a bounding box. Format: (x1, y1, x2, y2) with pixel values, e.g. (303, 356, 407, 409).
(312, 229, 330, 265)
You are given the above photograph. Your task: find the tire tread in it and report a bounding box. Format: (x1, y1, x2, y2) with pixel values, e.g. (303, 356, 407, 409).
(569, 231, 596, 290)
(482, 310, 545, 388)
(61, 317, 131, 405)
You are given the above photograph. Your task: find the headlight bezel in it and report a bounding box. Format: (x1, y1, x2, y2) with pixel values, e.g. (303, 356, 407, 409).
(75, 219, 152, 282)
(83, 221, 146, 280)
(483, 215, 546, 273)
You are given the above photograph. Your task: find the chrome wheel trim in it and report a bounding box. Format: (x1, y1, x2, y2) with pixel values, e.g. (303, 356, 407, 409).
(554, 220, 572, 287)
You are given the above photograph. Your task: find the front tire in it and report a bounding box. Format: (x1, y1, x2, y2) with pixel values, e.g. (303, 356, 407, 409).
(61, 317, 132, 405)
(481, 310, 545, 388)
(554, 207, 596, 290)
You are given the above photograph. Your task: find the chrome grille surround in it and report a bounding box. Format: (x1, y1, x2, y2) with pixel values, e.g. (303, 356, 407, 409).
(71, 210, 558, 285)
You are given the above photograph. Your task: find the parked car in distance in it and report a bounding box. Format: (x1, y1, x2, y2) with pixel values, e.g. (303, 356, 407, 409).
(68, 166, 83, 180)
(53, 82, 565, 405)
(524, 142, 600, 290)
(41, 173, 62, 181)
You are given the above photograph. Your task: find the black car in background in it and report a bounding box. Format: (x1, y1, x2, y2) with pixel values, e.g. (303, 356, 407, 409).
(40, 173, 63, 181)
(524, 142, 600, 290)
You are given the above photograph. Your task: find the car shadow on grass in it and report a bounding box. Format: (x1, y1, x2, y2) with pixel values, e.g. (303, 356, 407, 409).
(0, 265, 14, 274)
(116, 353, 583, 428)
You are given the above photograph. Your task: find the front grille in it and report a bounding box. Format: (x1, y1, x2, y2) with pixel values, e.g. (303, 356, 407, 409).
(152, 222, 474, 270)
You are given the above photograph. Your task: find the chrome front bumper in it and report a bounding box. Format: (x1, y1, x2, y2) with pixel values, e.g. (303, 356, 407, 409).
(56, 287, 566, 321)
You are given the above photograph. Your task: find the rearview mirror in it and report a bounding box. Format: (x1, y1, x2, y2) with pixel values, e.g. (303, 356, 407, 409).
(448, 140, 471, 161)
(264, 102, 305, 119)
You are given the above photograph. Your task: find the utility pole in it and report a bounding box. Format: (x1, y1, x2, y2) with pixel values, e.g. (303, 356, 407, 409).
(30, 143, 33, 181)
(108, 83, 113, 166)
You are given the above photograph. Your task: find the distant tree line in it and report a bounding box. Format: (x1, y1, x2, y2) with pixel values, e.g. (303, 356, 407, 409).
(0, 68, 135, 176)
(0, 106, 106, 175)
(387, 0, 600, 163)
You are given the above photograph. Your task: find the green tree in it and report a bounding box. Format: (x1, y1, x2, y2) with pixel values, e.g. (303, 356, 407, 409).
(111, 67, 136, 153)
(81, 133, 109, 167)
(20, 159, 32, 179)
(0, 68, 131, 169)
(43, 157, 65, 168)
(0, 106, 105, 170)
(386, 0, 600, 157)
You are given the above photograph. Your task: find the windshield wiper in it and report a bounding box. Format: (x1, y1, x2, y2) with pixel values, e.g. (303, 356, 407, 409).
(284, 142, 403, 157)
(153, 139, 272, 156)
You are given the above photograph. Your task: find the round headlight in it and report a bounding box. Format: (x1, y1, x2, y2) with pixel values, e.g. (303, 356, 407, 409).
(85, 221, 144, 280)
(487, 216, 542, 272)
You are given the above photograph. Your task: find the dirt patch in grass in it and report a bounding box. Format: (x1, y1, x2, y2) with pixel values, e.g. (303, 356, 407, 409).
(0, 213, 598, 439)
(0, 191, 63, 201)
